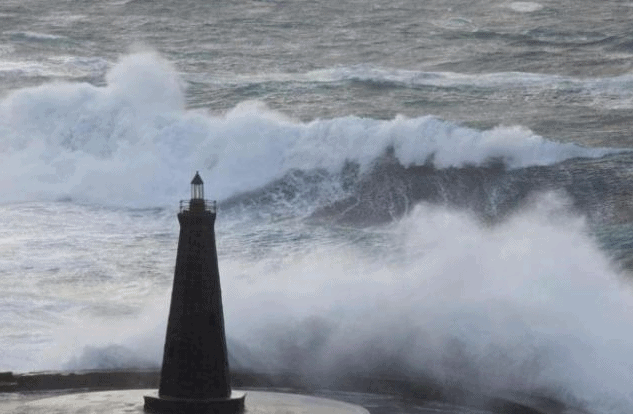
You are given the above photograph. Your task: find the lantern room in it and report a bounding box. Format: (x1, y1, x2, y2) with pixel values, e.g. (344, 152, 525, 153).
(191, 171, 204, 200)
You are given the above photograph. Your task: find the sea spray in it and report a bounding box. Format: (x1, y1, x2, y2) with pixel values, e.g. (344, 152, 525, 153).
(44, 193, 633, 413)
(224, 193, 633, 412)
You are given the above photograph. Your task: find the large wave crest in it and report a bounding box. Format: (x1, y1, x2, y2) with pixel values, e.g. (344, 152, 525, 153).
(0, 52, 613, 207)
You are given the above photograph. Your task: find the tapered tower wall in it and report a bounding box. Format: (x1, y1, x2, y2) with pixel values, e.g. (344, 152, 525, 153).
(158, 209, 231, 399)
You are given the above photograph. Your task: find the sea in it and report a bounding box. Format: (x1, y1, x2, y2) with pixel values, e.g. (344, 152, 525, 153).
(1, 0, 633, 413)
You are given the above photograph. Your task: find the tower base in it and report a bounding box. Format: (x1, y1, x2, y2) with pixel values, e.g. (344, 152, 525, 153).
(144, 391, 246, 414)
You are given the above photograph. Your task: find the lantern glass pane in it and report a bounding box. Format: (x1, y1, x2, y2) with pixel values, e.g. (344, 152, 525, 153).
(192, 184, 204, 199)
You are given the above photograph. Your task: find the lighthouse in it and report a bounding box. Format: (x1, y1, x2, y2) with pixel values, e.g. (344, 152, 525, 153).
(144, 172, 245, 413)
(1, 173, 370, 413)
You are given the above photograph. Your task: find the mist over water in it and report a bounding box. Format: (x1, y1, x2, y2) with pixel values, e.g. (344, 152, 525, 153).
(218, 196, 633, 414)
(28, 193, 633, 414)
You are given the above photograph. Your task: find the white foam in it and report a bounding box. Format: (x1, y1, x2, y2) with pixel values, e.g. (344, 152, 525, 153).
(0, 56, 108, 80)
(7, 31, 67, 42)
(0, 52, 614, 206)
(0, 61, 52, 78)
(51, 56, 110, 77)
(507, 2, 544, 13)
(311, 65, 591, 90)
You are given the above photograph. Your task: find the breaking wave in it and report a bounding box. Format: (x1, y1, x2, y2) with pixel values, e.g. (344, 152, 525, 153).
(0, 52, 615, 209)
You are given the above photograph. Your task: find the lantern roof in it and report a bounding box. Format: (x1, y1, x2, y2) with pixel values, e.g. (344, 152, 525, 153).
(191, 172, 203, 185)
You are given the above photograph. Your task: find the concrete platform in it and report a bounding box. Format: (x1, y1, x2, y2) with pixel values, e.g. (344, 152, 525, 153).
(0, 389, 369, 414)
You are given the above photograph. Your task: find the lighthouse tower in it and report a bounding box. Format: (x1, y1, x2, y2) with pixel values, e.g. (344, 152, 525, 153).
(144, 172, 245, 413)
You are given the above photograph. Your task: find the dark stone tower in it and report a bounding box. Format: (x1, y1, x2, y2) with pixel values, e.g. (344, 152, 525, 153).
(144, 172, 245, 413)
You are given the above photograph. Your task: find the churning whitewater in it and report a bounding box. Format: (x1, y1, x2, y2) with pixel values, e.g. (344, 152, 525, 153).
(2, 1, 633, 413)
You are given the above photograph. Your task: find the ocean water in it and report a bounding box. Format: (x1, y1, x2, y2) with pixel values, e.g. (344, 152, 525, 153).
(2, 0, 633, 412)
